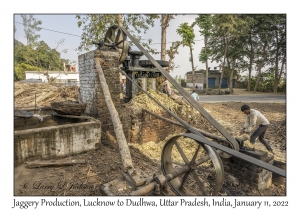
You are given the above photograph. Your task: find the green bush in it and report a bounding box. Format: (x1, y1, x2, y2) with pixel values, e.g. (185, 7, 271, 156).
(180, 79, 186, 87)
(14, 63, 41, 81)
(238, 67, 285, 93)
(278, 78, 286, 93)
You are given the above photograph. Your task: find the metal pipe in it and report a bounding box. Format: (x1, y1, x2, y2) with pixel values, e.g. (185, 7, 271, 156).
(150, 78, 156, 91)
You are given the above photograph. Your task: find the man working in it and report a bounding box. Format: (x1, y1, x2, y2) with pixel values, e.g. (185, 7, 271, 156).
(191, 90, 200, 101)
(240, 104, 274, 154)
(162, 77, 172, 96)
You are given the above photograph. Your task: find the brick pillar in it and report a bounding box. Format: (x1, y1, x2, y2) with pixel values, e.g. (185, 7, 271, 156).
(222, 149, 274, 190)
(78, 49, 121, 136)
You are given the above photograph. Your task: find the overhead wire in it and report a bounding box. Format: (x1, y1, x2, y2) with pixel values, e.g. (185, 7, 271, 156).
(15, 21, 81, 38)
(15, 21, 284, 48)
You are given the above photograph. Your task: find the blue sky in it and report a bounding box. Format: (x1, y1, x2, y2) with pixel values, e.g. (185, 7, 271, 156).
(14, 14, 211, 78)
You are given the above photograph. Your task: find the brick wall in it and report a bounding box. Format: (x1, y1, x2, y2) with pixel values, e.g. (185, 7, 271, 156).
(222, 149, 274, 190)
(123, 109, 186, 144)
(78, 49, 121, 137)
(186, 73, 204, 83)
(139, 110, 185, 143)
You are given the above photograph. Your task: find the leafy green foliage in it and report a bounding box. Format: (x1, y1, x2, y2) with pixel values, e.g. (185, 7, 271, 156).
(176, 22, 195, 47)
(209, 15, 249, 63)
(196, 15, 212, 63)
(196, 15, 212, 38)
(15, 40, 66, 71)
(199, 47, 212, 63)
(177, 22, 196, 87)
(166, 41, 181, 72)
(75, 14, 159, 52)
(239, 68, 285, 92)
(198, 14, 286, 93)
(14, 63, 41, 81)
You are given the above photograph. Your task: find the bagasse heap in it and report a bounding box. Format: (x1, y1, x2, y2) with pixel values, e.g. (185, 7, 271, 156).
(129, 135, 210, 166)
(129, 89, 219, 135)
(129, 89, 198, 118)
(14, 82, 80, 108)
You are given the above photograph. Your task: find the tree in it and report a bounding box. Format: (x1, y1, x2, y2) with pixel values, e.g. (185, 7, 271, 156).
(210, 14, 247, 93)
(242, 15, 255, 91)
(269, 15, 286, 93)
(195, 14, 212, 94)
(235, 16, 269, 94)
(242, 15, 286, 93)
(225, 16, 250, 94)
(14, 40, 36, 66)
(21, 15, 42, 46)
(76, 14, 159, 53)
(160, 15, 175, 61)
(14, 38, 66, 79)
(177, 22, 196, 88)
(192, 14, 285, 94)
(14, 63, 41, 81)
(34, 41, 63, 70)
(250, 15, 274, 93)
(166, 41, 181, 73)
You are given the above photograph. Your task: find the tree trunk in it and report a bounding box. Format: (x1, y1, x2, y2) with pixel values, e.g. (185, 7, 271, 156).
(161, 15, 167, 61)
(253, 67, 262, 93)
(229, 57, 236, 94)
(278, 54, 286, 83)
(94, 58, 133, 171)
(190, 45, 195, 89)
(247, 34, 253, 91)
(254, 44, 268, 93)
(204, 36, 209, 94)
(273, 31, 280, 94)
(218, 38, 228, 94)
(273, 30, 285, 94)
(117, 14, 123, 27)
(274, 55, 286, 93)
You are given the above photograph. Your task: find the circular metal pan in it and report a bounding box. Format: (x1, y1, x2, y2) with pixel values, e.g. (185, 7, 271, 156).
(161, 134, 224, 196)
(104, 25, 129, 63)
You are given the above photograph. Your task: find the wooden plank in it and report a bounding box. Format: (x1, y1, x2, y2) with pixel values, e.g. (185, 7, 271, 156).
(94, 58, 133, 170)
(53, 113, 94, 120)
(27, 159, 87, 168)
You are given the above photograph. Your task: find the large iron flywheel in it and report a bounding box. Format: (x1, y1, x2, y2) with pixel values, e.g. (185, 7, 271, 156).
(161, 134, 224, 196)
(104, 25, 129, 63)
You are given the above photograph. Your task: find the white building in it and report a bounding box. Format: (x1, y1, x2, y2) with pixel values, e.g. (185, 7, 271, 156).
(25, 71, 79, 86)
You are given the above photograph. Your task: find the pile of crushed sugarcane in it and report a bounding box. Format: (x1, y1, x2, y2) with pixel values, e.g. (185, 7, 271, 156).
(129, 134, 209, 166)
(129, 89, 221, 135)
(129, 89, 201, 120)
(14, 82, 79, 108)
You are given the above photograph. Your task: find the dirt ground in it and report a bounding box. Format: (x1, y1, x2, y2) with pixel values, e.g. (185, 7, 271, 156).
(14, 101, 286, 197)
